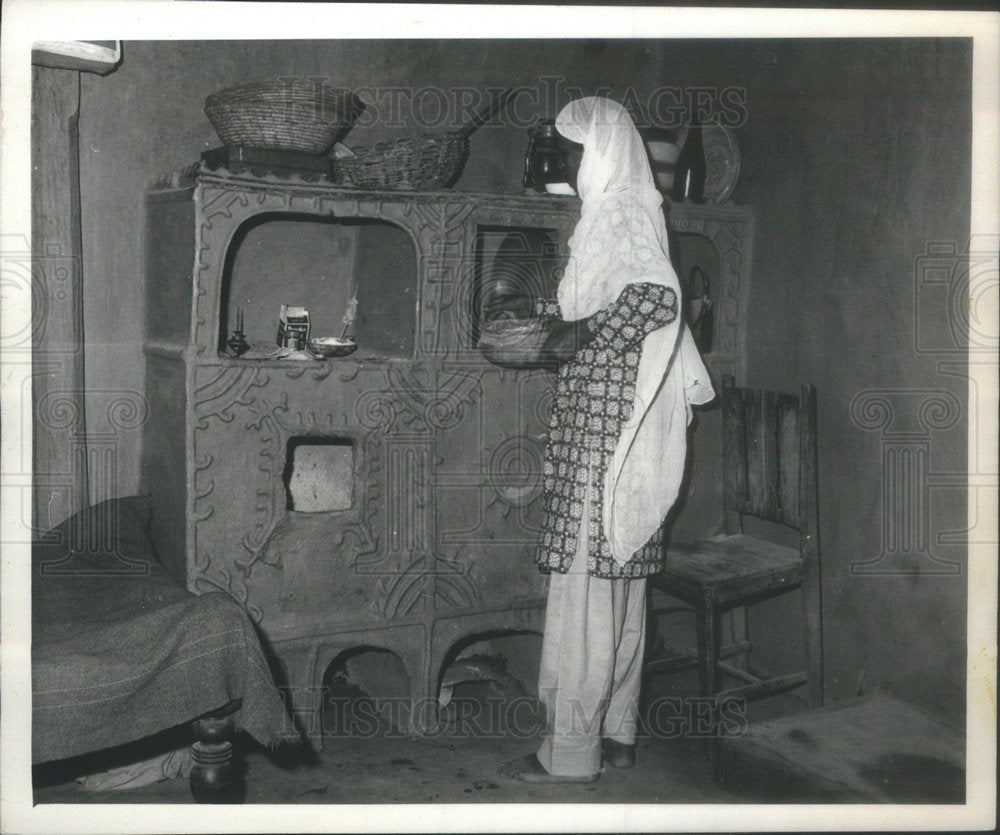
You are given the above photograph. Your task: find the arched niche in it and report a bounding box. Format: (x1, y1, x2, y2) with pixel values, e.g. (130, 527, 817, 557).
(670, 230, 723, 355)
(471, 225, 562, 345)
(218, 212, 418, 359)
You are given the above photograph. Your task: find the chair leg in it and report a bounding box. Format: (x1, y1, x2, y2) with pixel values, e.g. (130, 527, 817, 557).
(801, 566, 823, 708)
(729, 605, 751, 673)
(695, 603, 724, 778)
(695, 603, 718, 698)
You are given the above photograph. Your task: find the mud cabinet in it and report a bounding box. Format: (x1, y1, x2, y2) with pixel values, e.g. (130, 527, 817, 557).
(141, 163, 753, 741)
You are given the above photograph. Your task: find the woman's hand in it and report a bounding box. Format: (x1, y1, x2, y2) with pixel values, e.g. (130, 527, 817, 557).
(541, 320, 595, 366)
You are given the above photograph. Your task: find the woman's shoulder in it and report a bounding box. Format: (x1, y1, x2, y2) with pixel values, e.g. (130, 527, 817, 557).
(594, 193, 659, 227)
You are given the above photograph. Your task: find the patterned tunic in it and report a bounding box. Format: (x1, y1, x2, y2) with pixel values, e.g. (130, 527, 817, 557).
(535, 283, 678, 579)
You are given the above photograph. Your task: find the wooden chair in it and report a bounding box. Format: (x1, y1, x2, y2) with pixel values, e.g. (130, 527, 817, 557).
(648, 376, 823, 709)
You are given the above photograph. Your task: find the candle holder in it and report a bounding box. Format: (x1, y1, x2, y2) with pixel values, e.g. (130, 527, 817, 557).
(227, 308, 250, 357)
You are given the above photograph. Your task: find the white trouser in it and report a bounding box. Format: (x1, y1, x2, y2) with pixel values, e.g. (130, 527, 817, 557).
(535, 490, 648, 777)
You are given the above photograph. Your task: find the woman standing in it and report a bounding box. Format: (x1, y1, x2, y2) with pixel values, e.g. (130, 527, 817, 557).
(498, 97, 715, 783)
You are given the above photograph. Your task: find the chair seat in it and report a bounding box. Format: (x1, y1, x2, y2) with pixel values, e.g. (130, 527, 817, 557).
(657, 534, 804, 607)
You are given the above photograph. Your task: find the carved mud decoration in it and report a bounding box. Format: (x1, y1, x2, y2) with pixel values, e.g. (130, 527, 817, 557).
(143, 166, 752, 739)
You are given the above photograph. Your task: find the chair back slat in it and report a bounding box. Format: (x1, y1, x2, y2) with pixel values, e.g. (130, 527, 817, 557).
(799, 383, 820, 545)
(740, 389, 778, 521)
(722, 382, 747, 534)
(724, 379, 813, 530)
(776, 393, 802, 527)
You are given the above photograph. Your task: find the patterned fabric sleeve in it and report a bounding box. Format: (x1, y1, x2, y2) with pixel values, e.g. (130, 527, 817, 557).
(534, 298, 562, 320)
(585, 283, 678, 353)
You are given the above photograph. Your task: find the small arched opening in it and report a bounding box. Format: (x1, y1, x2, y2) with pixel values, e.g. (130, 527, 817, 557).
(321, 646, 411, 737)
(437, 629, 544, 736)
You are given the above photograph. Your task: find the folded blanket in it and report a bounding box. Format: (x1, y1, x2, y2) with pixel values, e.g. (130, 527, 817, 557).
(32, 496, 290, 763)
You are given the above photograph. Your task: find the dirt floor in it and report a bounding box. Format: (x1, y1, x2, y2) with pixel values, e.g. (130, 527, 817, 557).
(33, 671, 746, 807)
(33, 672, 961, 813)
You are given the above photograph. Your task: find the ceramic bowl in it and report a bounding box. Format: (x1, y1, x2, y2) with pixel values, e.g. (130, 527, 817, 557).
(307, 336, 358, 358)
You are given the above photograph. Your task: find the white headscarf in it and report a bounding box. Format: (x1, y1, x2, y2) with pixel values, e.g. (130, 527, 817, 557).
(555, 97, 715, 564)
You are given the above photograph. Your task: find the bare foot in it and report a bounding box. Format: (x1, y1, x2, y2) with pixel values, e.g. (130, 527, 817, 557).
(497, 753, 598, 784)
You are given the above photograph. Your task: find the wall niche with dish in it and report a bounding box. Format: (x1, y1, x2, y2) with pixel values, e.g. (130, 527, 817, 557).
(218, 213, 417, 360)
(471, 225, 562, 347)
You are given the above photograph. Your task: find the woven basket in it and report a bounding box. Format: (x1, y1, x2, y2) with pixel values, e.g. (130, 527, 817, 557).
(336, 131, 469, 190)
(205, 81, 362, 154)
(477, 318, 550, 367)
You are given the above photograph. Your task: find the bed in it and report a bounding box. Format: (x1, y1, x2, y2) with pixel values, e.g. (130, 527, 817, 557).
(32, 496, 291, 801)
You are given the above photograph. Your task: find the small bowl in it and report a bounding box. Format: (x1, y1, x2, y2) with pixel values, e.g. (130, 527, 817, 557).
(477, 318, 550, 368)
(544, 182, 577, 196)
(307, 336, 358, 358)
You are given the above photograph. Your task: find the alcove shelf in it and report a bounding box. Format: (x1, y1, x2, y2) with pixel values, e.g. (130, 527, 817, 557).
(142, 163, 753, 741)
